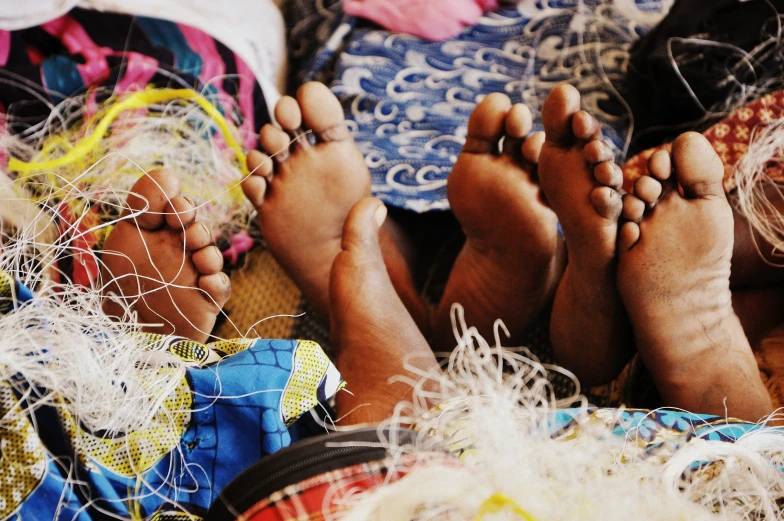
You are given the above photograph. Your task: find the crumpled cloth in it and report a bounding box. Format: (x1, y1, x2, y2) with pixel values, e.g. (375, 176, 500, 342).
(343, 0, 500, 41)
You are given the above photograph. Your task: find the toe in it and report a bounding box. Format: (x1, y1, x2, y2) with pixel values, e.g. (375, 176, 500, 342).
(463, 93, 512, 154)
(647, 149, 672, 181)
(341, 197, 386, 256)
(242, 175, 267, 208)
(590, 186, 622, 221)
(275, 96, 303, 132)
(623, 194, 645, 223)
(622, 194, 646, 223)
(260, 124, 291, 161)
(618, 221, 641, 252)
(572, 110, 600, 141)
(593, 161, 623, 189)
(126, 168, 181, 230)
(275, 95, 310, 147)
(502, 103, 532, 157)
(182, 222, 212, 251)
(522, 131, 545, 164)
(192, 245, 224, 274)
(247, 149, 273, 178)
(243, 150, 271, 207)
(198, 272, 231, 308)
(633, 176, 663, 206)
(671, 131, 725, 199)
(164, 196, 196, 230)
(504, 104, 533, 139)
(542, 84, 581, 146)
(297, 82, 349, 142)
(583, 139, 613, 165)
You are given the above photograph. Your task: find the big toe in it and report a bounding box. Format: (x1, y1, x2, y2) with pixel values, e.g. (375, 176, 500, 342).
(671, 132, 725, 199)
(542, 84, 581, 146)
(341, 197, 387, 258)
(126, 168, 182, 230)
(463, 93, 512, 154)
(297, 82, 346, 137)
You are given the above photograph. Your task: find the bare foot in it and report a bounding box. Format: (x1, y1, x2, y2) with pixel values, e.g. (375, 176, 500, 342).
(432, 93, 563, 351)
(102, 169, 230, 343)
(538, 84, 632, 386)
(242, 82, 428, 328)
(618, 133, 772, 421)
(330, 198, 437, 424)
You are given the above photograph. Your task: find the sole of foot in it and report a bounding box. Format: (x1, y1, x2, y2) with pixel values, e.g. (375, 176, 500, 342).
(432, 92, 562, 351)
(330, 198, 436, 424)
(102, 168, 230, 343)
(538, 84, 632, 385)
(618, 132, 772, 421)
(243, 82, 428, 328)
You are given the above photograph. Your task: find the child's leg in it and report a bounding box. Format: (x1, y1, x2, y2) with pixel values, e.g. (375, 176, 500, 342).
(329, 198, 437, 424)
(430, 94, 565, 352)
(618, 134, 772, 421)
(241, 82, 428, 330)
(102, 168, 230, 343)
(537, 85, 633, 386)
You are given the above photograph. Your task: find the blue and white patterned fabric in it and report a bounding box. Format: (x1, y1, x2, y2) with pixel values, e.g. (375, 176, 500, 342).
(289, 0, 673, 211)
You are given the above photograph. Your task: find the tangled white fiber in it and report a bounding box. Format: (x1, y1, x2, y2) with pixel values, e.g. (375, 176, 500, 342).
(735, 115, 784, 265)
(0, 185, 191, 436)
(0, 86, 256, 435)
(337, 306, 784, 521)
(1, 88, 254, 241)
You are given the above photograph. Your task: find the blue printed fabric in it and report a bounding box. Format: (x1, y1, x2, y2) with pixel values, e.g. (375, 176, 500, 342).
(551, 407, 775, 447)
(0, 271, 343, 520)
(289, 0, 671, 211)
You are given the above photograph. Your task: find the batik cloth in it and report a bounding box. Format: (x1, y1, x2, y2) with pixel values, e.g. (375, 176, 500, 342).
(287, 0, 671, 211)
(622, 89, 784, 192)
(0, 269, 344, 520)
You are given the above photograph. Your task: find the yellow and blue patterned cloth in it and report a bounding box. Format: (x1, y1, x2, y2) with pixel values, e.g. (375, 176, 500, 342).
(0, 270, 344, 520)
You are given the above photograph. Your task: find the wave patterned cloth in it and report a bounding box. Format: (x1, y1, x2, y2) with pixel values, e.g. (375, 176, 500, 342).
(289, 0, 672, 212)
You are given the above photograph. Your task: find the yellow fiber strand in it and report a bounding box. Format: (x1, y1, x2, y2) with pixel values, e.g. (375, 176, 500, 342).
(474, 493, 540, 521)
(8, 88, 248, 177)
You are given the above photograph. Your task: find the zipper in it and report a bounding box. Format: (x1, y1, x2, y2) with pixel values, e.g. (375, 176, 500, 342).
(208, 427, 414, 520)
(249, 444, 381, 495)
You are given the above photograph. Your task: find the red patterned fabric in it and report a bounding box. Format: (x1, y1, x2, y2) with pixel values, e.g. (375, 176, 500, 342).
(238, 454, 454, 521)
(622, 91, 784, 193)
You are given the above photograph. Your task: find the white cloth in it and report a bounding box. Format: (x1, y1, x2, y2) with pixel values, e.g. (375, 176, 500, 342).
(0, 0, 285, 109)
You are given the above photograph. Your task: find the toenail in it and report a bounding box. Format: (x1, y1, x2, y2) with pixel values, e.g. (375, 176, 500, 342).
(272, 148, 290, 163)
(374, 204, 387, 228)
(183, 196, 194, 207)
(316, 123, 351, 143)
(220, 272, 230, 285)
